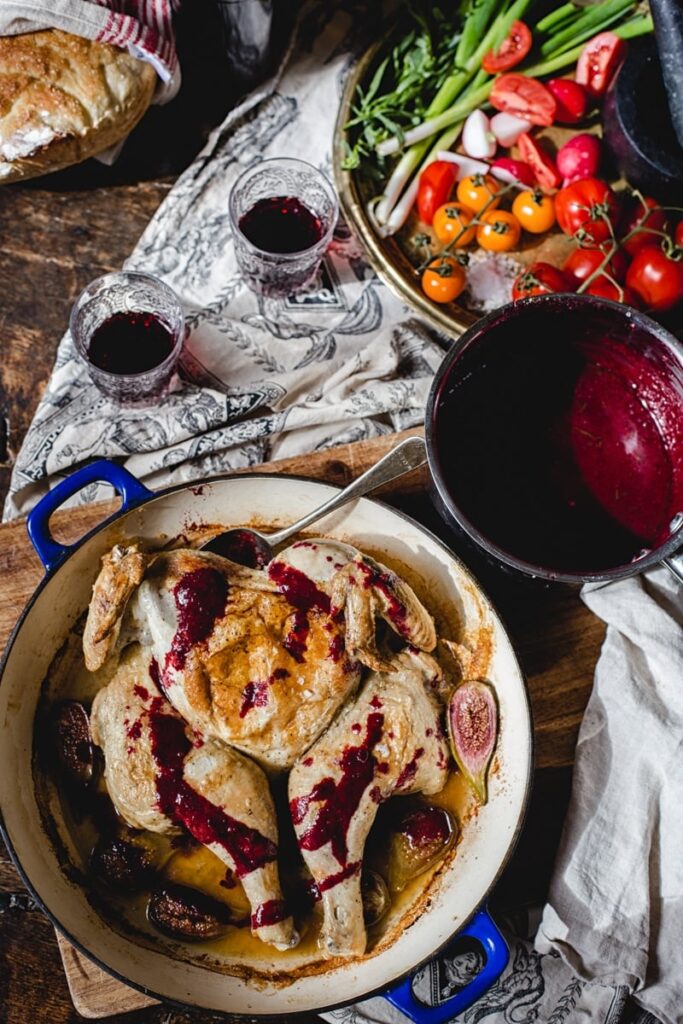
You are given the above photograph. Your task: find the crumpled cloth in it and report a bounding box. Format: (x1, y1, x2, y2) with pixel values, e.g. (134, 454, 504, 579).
(4, 0, 445, 520)
(537, 567, 683, 1024)
(0, 0, 180, 100)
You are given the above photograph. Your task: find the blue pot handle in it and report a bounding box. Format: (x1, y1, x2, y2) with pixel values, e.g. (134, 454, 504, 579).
(384, 907, 509, 1024)
(27, 459, 153, 573)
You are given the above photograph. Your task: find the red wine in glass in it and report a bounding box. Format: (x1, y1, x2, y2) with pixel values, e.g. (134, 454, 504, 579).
(88, 312, 176, 375)
(238, 196, 324, 255)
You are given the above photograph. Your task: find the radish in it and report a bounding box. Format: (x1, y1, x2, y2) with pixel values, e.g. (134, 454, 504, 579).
(490, 111, 532, 147)
(435, 151, 490, 180)
(491, 157, 535, 187)
(556, 133, 601, 185)
(462, 110, 497, 160)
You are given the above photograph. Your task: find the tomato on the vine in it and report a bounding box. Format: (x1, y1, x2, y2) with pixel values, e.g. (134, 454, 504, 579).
(476, 210, 522, 252)
(517, 133, 562, 191)
(584, 277, 639, 306)
(432, 203, 476, 246)
(619, 196, 670, 257)
(555, 177, 619, 244)
(563, 246, 629, 286)
(512, 262, 571, 300)
(576, 32, 626, 97)
(625, 245, 683, 311)
(512, 189, 556, 233)
(457, 173, 501, 214)
(489, 73, 557, 127)
(417, 161, 457, 225)
(421, 256, 467, 304)
(482, 21, 532, 74)
(676, 222, 683, 248)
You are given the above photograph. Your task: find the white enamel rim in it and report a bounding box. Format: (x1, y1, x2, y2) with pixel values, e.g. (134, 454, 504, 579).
(0, 474, 533, 1017)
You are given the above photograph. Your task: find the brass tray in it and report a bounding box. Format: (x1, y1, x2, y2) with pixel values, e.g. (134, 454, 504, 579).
(333, 36, 590, 340)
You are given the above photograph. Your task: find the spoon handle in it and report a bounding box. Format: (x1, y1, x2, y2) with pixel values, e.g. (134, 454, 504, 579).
(267, 436, 428, 547)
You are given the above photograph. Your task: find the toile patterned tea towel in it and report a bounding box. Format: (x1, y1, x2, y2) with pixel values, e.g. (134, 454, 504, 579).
(4, 0, 446, 520)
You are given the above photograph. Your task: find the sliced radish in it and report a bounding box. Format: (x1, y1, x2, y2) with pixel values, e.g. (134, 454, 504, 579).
(462, 110, 497, 160)
(490, 111, 532, 148)
(435, 151, 490, 181)
(491, 157, 535, 187)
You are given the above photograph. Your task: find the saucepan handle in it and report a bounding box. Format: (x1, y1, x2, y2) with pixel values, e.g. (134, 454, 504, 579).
(383, 907, 509, 1024)
(27, 459, 153, 573)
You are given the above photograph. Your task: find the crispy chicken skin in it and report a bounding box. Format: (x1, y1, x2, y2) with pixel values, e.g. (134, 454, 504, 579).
(91, 644, 297, 950)
(83, 535, 447, 958)
(288, 649, 450, 958)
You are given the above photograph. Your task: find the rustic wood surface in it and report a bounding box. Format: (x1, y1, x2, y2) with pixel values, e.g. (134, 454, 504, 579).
(0, 3, 603, 1020)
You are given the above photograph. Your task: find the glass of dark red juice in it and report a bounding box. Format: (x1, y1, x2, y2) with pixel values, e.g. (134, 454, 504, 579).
(70, 271, 185, 406)
(426, 295, 683, 584)
(229, 157, 338, 297)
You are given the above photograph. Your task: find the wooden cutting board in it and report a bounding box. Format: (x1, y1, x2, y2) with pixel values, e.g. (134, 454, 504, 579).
(0, 427, 604, 1018)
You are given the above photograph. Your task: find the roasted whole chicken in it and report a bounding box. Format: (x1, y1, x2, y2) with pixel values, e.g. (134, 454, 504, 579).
(82, 536, 454, 957)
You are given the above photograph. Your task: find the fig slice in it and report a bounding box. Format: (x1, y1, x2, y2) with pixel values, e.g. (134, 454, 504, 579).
(90, 835, 159, 892)
(361, 869, 390, 926)
(387, 804, 457, 893)
(147, 884, 232, 941)
(447, 680, 498, 804)
(52, 701, 94, 785)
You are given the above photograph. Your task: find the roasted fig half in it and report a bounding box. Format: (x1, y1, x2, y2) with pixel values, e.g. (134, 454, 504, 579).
(90, 834, 158, 892)
(362, 869, 390, 926)
(147, 884, 232, 941)
(387, 804, 457, 892)
(52, 701, 94, 785)
(447, 680, 498, 803)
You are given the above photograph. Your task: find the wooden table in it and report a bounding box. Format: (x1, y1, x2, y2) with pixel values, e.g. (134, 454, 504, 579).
(0, 5, 604, 1021)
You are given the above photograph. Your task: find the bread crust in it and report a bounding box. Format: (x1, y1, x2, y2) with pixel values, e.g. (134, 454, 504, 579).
(0, 29, 157, 183)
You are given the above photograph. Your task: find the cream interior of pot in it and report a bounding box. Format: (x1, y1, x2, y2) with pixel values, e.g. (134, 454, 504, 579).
(0, 476, 531, 1015)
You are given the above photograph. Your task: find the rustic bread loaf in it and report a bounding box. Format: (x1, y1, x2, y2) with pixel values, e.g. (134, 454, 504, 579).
(0, 29, 156, 183)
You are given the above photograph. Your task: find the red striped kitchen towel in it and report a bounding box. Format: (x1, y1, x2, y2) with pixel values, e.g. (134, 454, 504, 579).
(0, 0, 181, 101)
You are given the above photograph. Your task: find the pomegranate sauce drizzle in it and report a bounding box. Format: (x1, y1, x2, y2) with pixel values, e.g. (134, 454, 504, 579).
(166, 568, 229, 673)
(269, 561, 332, 663)
(290, 712, 385, 867)
(146, 695, 276, 877)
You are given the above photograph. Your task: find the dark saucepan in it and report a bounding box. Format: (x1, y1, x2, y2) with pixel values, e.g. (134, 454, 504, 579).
(426, 294, 683, 584)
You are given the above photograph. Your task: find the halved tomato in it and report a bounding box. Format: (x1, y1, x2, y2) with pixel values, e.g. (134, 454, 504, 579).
(489, 74, 556, 127)
(576, 32, 626, 97)
(517, 133, 561, 190)
(482, 21, 532, 74)
(417, 161, 457, 225)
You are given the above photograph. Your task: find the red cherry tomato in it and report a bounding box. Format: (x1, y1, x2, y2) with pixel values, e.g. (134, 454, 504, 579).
(482, 21, 532, 74)
(576, 32, 627, 97)
(417, 161, 457, 225)
(512, 261, 572, 300)
(517, 133, 562, 190)
(546, 79, 589, 123)
(489, 74, 557, 127)
(625, 245, 683, 311)
(554, 177, 619, 244)
(676, 222, 683, 248)
(563, 246, 629, 286)
(619, 196, 670, 257)
(585, 277, 639, 305)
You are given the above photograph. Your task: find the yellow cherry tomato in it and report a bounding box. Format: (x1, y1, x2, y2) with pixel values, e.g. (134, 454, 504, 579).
(512, 189, 556, 234)
(432, 202, 476, 246)
(456, 173, 501, 214)
(476, 210, 522, 252)
(421, 256, 466, 304)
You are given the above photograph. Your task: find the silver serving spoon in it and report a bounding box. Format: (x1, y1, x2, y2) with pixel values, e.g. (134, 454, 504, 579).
(202, 436, 427, 567)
